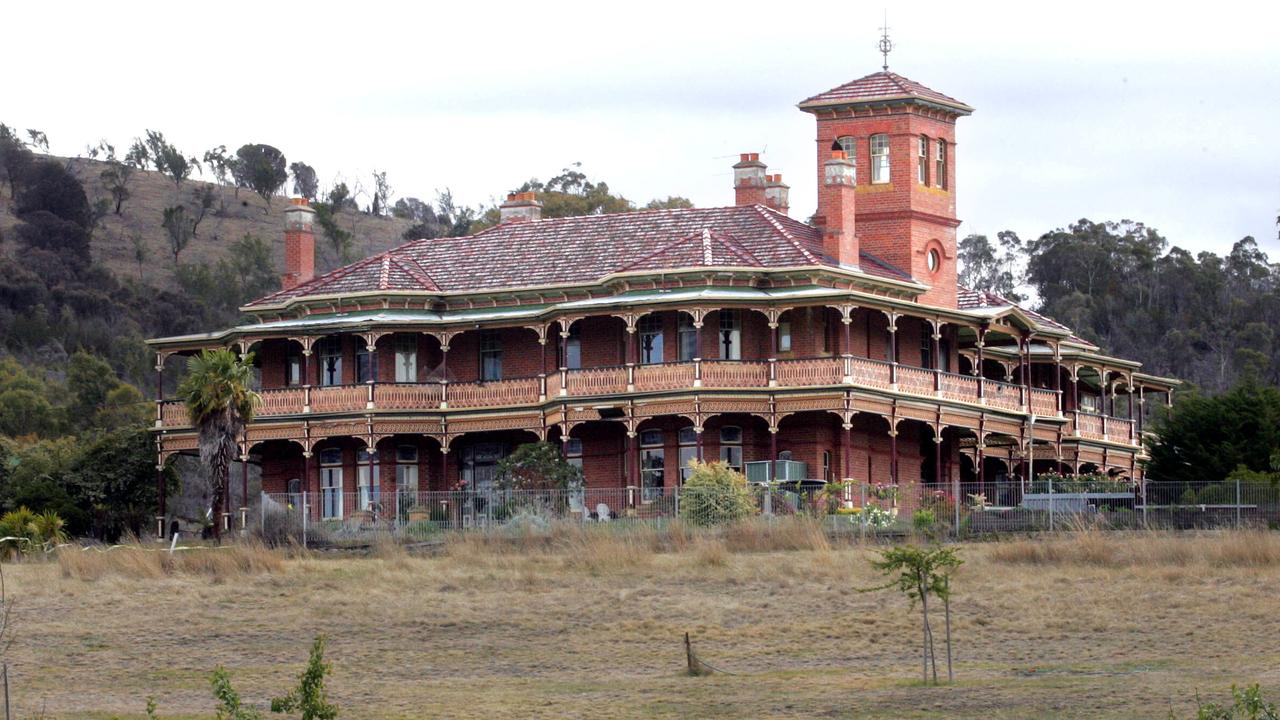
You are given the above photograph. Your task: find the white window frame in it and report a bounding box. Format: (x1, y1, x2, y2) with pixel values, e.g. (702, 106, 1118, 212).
(870, 134, 890, 184)
(357, 448, 380, 512)
(936, 139, 948, 189)
(394, 335, 417, 383)
(638, 314, 664, 365)
(319, 448, 343, 519)
(719, 425, 743, 472)
(318, 338, 342, 387)
(677, 315, 698, 361)
(918, 135, 929, 185)
(639, 430, 665, 502)
(718, 310, 741, 360)
(678, 426, 698, 481)
(480, 330, 502, 381)
(778, 320, 792, 353)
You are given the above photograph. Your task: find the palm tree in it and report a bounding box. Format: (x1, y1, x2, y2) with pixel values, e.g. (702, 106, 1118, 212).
(177, 349, 259, 541)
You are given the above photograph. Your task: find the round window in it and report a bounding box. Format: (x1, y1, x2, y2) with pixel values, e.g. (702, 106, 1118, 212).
(927, 248, 941, 273)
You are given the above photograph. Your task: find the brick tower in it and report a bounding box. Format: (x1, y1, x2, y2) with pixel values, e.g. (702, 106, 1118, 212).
(799, 71, 972, 307)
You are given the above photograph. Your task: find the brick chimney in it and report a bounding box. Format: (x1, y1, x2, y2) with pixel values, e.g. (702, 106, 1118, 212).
(499, 191, 542, 223)
(733, 153, 767, 206)
(763, 174, 790, 215)
(814, 150, 857, 268)
(282, 198, 316, 290)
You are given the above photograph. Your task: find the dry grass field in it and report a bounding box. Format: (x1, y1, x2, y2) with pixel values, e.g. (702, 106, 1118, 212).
(9, 525, 1280, 719)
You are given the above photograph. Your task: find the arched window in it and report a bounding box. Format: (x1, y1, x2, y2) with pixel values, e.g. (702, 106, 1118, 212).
(832, 136, 857, 182)
(870, 134, 890, 184)
(927, 248, 941, 273)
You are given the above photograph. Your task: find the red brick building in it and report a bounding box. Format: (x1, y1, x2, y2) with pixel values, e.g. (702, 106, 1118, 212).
(149, 69, 1176, 523)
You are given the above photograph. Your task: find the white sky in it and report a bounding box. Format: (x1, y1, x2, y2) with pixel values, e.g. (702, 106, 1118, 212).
(4, 0, 1278, 258)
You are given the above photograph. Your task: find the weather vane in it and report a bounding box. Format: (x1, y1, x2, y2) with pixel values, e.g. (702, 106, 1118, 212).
(878, 11, 894, 72)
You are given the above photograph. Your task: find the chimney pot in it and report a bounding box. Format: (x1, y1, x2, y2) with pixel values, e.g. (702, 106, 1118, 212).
(500, 191, 542, 223)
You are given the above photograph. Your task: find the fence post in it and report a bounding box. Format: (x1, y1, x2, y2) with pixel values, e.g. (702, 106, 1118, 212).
(302, 490, 308, 548)
(1048, 477, 1055, 532)
(1141, 480, 1148, 529)
(1236, 478, 1242, 529)
(673, 486, 680, 518)
(763, 483, 773, 516)
(860, 482, 867, 542)
(3, 661, 9, 720)
(260, 491, 266, 536)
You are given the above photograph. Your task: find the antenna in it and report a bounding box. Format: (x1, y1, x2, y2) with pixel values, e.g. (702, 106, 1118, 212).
(878, 10, 894, 72)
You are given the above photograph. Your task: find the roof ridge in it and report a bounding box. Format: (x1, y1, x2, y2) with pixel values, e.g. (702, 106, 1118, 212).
(387, 252, 441, 291)
(752, 204, 821, 264)
(705, 228, 765, 267)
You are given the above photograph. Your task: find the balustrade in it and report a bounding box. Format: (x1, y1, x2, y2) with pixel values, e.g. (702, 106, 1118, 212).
(896, 365, 934, 395)
(775, 358, 843, 386)
(373, 383, 443, 410)
(983, 379, 1022, 411)
(849, 357, 892, 388)
(699, 360, 770, 388)
(447, 377, 541, 408)
(564, 366, 629, 395)
(1029, 388, 1060, 416)
(633, 363, 697, 391)
(1073, 411, 1105, 440)
(310, 385, 367, 413)
(939, 372, 979, 402)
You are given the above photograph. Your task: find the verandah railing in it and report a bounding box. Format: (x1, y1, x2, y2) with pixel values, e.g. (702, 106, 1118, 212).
(159, 357, 1067, 428)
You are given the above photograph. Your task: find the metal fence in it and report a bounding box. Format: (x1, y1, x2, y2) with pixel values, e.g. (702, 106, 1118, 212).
(254, 480, 1280, 546)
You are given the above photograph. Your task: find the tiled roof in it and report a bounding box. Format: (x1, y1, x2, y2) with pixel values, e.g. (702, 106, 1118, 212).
(798, 71, 973, 114)
(246, 205, 915, 307)
(957, 286, 1094, 347)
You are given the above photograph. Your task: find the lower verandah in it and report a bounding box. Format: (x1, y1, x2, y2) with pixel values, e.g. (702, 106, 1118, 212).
(253, 411, 1116, 521)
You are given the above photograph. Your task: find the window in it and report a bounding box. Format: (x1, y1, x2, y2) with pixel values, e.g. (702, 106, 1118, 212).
(936, 139, 948, 189)
(319, 447, 343, 519)
(564, 324, 581, 370)
(357, 448, 379, 511)
(921, 333, 933, 369)
(918, 135, 929, 185)
(564, 437, 583, 471)
(822, 450, 832, 482)
(285, 348, 303, 386)
(778, 320, 792, 353)
(927, 248, 940, 273)
(678, 315, 698, 361)
(356, 342, 377, 383)
(719, 426, 743, 472)
(395, 444, 418, 489)
(639, 430, 664, 501)
(318, 338, 342, 387)
(938, 337, 952, 374)
(833, 136, 857, 182)
(678, 426, 698, 481)
(480, 330, 502, 381)
(718, 310, 741, 360)
(394, 336, 417, 383)
(639, 315, 664, 365)
(870, 134, 890, 184)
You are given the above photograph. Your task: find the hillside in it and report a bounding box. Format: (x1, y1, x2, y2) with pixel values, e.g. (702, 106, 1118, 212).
(0, 156, 415, 295)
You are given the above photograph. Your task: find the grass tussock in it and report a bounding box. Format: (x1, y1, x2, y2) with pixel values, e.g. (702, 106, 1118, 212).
(985, 529, 1280, 568)
(57, 542, 285, 581)
(722, 517, 831, 553)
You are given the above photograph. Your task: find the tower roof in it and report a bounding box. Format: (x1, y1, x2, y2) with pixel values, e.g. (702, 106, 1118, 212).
(798, 71, 973, 115)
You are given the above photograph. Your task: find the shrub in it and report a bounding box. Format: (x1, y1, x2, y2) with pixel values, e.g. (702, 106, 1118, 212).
(679, 460, 755, 526)
(913, 508, 937, 536)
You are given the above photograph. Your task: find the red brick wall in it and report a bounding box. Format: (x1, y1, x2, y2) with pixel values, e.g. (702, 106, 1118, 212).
(812, 108, 962, 308)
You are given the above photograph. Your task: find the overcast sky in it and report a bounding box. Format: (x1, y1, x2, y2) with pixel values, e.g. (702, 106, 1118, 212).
(4, 0, 1278, 258)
